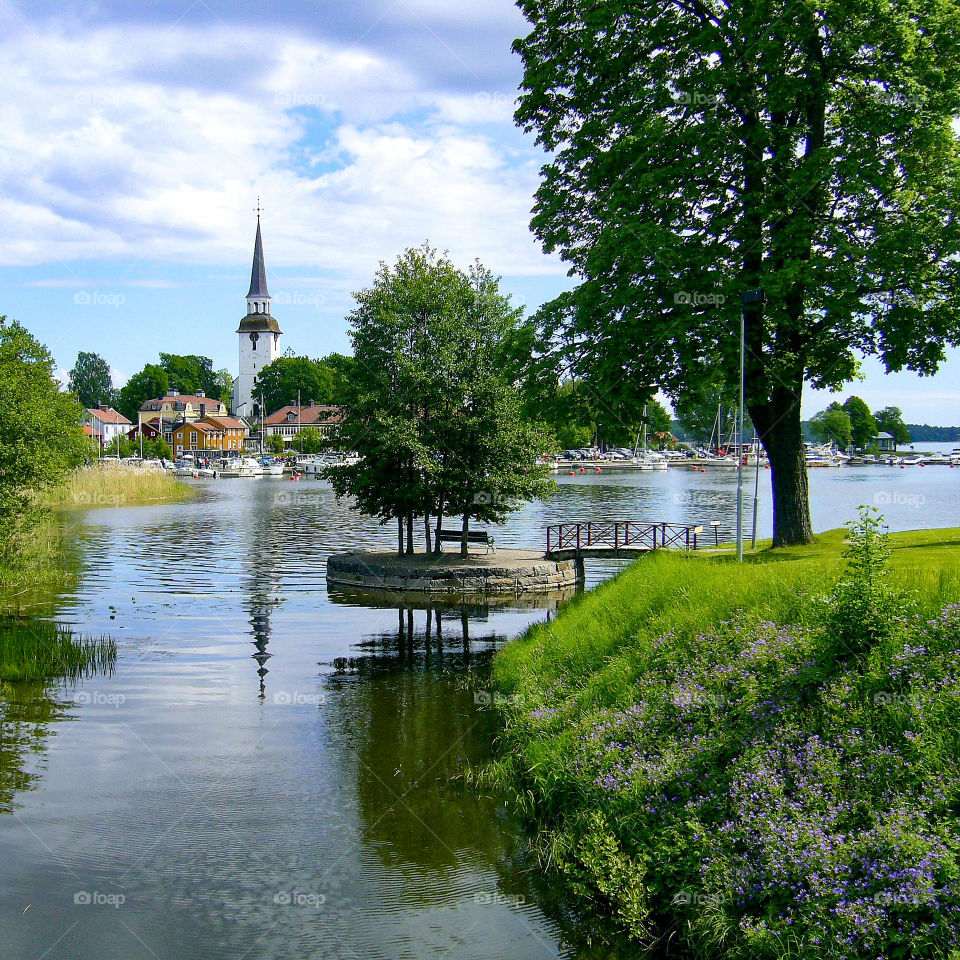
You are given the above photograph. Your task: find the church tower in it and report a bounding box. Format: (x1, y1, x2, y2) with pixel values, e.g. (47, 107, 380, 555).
(233, 212, 281, 417)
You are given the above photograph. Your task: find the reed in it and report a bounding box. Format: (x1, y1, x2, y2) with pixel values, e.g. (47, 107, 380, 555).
(0, 618, 115, 682)
(44, 462, 193, 509)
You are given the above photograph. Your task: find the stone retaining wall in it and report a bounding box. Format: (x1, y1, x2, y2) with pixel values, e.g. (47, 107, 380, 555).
(326, 552, 582, 595)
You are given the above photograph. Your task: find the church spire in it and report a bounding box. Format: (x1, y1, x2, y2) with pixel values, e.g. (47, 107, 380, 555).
(246, 210, 270, 301)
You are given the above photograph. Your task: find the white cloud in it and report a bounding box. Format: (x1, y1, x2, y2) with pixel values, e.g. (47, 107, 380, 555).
(0, 16, 560, 286)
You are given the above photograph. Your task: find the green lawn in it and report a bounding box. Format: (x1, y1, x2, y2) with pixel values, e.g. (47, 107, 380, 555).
(491, 524, 960, 959)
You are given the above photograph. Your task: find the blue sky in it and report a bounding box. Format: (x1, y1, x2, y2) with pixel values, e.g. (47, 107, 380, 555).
(1, 0, 958, 424)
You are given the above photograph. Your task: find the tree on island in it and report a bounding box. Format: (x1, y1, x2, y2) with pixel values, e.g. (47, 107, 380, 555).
(514, 1, 960, 545)
(874, 405, 911, 445)
(328, 245, 553, 557)
(809, 404, 853, 448)
(842, 396, 877, 449)
(68, 351, 113, 408)
(0, 319, 89, 555)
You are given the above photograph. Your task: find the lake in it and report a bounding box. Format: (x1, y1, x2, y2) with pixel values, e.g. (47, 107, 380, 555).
(1, 464, 957, 958)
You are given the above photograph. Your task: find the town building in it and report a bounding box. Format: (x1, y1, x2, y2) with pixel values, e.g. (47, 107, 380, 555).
(170, 416, 249, 458)
(232, 215, 281, 418)
(138, 389, 227, 426)
(262, 403, 342, 446)
(84, 405, 132, 450)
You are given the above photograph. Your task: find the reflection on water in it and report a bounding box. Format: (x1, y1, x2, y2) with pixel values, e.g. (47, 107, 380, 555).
(0, 468, 955, 958)
(0, 681, 72, 814)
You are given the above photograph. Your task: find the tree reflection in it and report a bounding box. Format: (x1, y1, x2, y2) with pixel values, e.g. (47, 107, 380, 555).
(0, 681, 71, 813)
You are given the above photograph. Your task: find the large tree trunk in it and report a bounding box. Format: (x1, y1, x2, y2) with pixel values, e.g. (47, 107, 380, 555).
(460, 513, 470, 558)
(406, 512, 414, 555)
(397, 516, 404, 557)
(423, 510, 432, 555)
(751, 383, 813, 547)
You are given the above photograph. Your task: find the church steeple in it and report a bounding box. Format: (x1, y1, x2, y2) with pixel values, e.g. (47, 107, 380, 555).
(246, 215, 271, 303)
(233, 206, 282, 417)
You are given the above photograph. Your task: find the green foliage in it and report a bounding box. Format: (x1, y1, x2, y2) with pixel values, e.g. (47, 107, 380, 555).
(842, 395, 878, 448)
(329, 244, 553, 554)
(213, 368, 233, 407)
(265, 433, 286, 454)
(513, 0, 960, 545)
(825, 507, 909, 657)
(491, 524, 960, 959)
(0, 319, 90, 556)
(809, 404, 853, 447)
(253, 355, 335, 415)
(158, 353, 218, 397)
(874, 405, 912, 445)
(67, 351, 112, 408)
(292, 427, 325, 454)
(117, 364, 169, 422)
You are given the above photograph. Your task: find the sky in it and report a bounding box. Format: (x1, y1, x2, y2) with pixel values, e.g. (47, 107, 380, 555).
(1, 0, 958, 425)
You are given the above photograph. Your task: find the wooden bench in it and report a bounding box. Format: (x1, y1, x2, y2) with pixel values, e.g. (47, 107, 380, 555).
(436, 529, 495, 554)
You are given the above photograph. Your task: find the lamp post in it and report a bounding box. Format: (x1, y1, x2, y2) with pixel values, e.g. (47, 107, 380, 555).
(738, 289, 765, 562)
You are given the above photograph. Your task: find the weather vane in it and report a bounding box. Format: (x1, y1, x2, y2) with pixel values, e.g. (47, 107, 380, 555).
(253, 196, 264, 218)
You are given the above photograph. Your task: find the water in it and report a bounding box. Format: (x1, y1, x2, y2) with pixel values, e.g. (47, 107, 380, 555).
(1, 466, 957, 958)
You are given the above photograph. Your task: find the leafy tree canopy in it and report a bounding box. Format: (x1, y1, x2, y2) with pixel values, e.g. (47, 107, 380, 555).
(68, 351, 113, 409)
(514, 0, 960, 545)
(0, 319, 89, 552)
(842, 395, 878, 448)
(874, 405, 911, 445)
(159, 354, 218, 397)
(329, 244, 553, 556)
(809, 404, 852, 448)
(117, 364, 169, 422)
(253, 356, 336, 415)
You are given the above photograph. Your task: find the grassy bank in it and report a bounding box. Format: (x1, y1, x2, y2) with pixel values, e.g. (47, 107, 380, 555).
(44, 462, 193, 509)
(490, 520, 960, 958)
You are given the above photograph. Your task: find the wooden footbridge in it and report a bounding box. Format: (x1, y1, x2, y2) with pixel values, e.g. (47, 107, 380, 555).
(545, 520, 704, 561)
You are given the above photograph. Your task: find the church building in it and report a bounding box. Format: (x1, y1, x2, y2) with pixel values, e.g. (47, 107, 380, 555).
(232, 215, 281, 417)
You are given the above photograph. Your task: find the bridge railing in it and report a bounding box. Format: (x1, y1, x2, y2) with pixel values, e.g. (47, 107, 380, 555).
(546, 521, 703, 553)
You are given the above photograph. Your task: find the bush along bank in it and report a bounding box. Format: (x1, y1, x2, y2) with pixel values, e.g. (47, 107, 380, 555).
(490, 510, 960, 959)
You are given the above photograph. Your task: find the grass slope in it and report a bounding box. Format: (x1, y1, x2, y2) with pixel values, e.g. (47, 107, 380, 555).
(492, 525, 960, 959)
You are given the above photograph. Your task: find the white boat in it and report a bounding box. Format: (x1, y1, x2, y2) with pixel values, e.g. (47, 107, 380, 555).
(216, 456, 261, 478)
(901, 456, 925, 466)
(259, 458, 284, 476)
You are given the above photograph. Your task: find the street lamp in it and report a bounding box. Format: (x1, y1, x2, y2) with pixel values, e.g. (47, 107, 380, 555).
(738, 288, 765, 562)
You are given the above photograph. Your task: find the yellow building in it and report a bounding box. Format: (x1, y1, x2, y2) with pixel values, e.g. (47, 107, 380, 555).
(170, 416, 249, 458)
(138, 389, 227, 426)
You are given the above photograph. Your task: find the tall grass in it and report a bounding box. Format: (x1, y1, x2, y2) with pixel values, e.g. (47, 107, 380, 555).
(0, 618, 115, 682)
(0, 518, 79, 616)
(44, 462, 193, 508)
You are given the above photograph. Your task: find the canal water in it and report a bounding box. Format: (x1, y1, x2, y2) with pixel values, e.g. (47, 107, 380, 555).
(1, 465, 957, 959)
